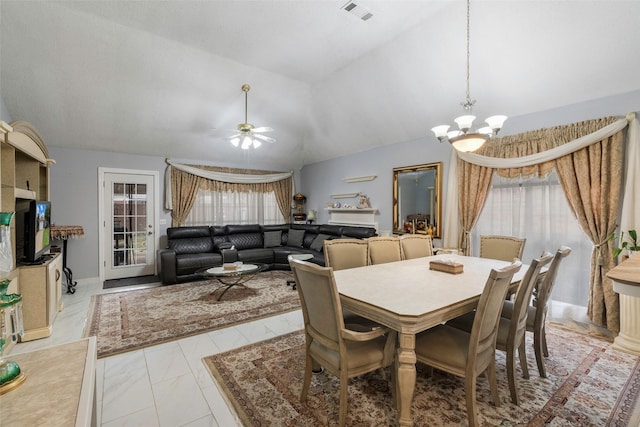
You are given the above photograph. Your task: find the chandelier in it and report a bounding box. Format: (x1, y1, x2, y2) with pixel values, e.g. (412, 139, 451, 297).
(431, 0, 507, 152)
(227, 84, 275, 150)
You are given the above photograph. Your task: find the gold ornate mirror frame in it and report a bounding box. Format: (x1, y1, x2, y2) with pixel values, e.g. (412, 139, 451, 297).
(392, 162, 443, 238)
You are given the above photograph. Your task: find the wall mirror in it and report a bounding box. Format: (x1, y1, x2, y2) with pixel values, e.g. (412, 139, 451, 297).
(393, 162, 443, 238)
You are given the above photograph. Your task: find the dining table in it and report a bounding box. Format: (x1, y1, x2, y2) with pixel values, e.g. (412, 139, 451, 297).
(333, 254, 526, 427)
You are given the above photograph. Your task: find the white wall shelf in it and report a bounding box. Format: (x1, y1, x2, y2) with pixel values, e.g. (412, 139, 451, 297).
(325, 208, 378, 230)
(330, 192, 360, 199)
(342, 175, 376, 183)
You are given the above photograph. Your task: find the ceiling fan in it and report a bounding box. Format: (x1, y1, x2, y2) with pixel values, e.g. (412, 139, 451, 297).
(226, 84, 275, 149)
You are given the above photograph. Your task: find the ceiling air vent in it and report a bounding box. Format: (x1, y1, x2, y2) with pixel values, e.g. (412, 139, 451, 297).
(341, 1, 373, 21)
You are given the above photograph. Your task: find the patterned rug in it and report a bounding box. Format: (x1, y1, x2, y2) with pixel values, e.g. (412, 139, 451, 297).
(203, 324, 640, 426)
(84, 270, 299, 358)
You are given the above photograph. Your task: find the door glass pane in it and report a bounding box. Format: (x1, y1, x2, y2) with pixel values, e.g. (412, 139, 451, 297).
(112, 182, 148, 267)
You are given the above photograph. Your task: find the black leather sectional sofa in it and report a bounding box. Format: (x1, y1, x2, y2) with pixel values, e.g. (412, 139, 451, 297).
(158, 223, 377, 285)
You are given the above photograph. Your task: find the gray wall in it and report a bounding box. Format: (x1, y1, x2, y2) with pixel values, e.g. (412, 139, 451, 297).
(47, 147, 302, 280)
(0, 96, 12, 121)
(300, 89, 640, 246)
(4, 89, 639, 280)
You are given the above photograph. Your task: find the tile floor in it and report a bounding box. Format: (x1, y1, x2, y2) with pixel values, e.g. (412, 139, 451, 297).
(8, 277, 608, 426)
(8, 277, 305, 426)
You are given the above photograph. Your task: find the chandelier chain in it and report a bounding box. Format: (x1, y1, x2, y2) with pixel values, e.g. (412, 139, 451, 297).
(462, 0, 475, 111)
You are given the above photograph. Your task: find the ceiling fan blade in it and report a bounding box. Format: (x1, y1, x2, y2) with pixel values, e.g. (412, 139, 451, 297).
(253, 133, 276, 143)
(251, 126, 274, 133)
(225, 133, 242, 140)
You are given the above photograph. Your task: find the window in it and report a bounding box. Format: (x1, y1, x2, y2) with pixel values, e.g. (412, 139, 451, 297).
(472, 170, 593, 307)
(184, 188, 285, 226)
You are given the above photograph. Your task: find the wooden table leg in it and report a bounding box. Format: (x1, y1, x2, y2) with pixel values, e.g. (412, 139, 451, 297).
(396, 332, 417, 427)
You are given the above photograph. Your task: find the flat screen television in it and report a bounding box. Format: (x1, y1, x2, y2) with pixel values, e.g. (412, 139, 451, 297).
(21, 200, 52, 263)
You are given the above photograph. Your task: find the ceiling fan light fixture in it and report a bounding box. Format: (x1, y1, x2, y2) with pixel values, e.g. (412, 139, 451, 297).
(431, 0, 507, 152)
(228, 84, 276, 150)
(241, 136, 252, 149)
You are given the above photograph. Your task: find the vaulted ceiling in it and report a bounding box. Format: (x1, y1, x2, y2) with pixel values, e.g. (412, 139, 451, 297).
(1, 1, 639, 170)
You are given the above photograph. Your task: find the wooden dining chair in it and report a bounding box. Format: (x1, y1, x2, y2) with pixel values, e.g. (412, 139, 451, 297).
(414, 260, 522, 427)
(399, 234, 434, 260)
(368, 236, 402, 265)
(323, 238, 369, 270)
(289, 258, 396, 427)
(479, 235, 526, 262)
(322, 238, 378, 327)
(501, 246, 572, 378)
(447, 252, 553, 405)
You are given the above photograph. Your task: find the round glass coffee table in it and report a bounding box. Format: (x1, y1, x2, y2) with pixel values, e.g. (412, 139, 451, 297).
(197, 263, 269, 300)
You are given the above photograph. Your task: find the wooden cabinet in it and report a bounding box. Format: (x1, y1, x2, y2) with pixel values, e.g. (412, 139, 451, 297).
(18, 253, 63, 341)
(0, 120, 57, 341)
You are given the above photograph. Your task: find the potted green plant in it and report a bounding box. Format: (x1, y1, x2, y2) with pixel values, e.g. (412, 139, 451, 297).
(611, 229, 639, 259)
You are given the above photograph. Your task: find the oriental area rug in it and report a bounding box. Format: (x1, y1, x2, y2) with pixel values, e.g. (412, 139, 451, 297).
(203, 324, 640, 426)
(84, 270, 299, 358)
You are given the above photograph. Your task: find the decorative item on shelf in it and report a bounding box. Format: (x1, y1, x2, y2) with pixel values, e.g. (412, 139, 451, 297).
(0, 212, 15, 273)
(357, 193, 370, 209)
(430, 0, 507, 152)
(292, 193, 307, 222)
(0, 278, 25, 395)
(226, 84, 276, 150)
(403, 221, 415, 234)
(307, 209, 317, 224)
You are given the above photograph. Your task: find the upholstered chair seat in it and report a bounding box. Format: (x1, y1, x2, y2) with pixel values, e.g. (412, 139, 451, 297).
(500, 246, 572, 378)
(414, 261, 522, 427)
(447, 252, 553, 405)
(289, 258, 396, 427)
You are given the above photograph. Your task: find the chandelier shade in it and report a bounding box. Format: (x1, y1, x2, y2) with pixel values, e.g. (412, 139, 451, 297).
(431, 0, 507, 152)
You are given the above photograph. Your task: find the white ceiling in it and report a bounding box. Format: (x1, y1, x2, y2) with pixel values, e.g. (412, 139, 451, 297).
(1, 1, 639, 170)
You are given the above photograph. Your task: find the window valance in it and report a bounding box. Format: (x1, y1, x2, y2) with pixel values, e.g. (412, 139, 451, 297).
(164, 159, 294, 210)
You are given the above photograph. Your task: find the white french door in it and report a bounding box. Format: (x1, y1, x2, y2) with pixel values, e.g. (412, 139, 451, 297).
(99, 168, 158, 281)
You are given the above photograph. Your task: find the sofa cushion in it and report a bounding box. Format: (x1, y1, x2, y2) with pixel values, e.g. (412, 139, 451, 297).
(342, 226, 377, 239)
(236, 248, 275, 264)
(318, 224, 344, 237)
(175, 253, 222, 275)
(227, 232, 263, 250)
(169, 237, 214, 254)
(310, 234, 331, 252)
(167, 226, 211, 240)
(264, 230, 282, 248)
(287, 229, 305, 248)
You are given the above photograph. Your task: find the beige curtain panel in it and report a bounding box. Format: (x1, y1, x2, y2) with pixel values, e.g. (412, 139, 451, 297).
(448, 114, 638, 332)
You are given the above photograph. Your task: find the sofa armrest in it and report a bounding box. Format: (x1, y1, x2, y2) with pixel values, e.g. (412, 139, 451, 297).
(221, 248, 238, 263)
(214, 242, 234, 252)
(159, 249, 178, 285)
